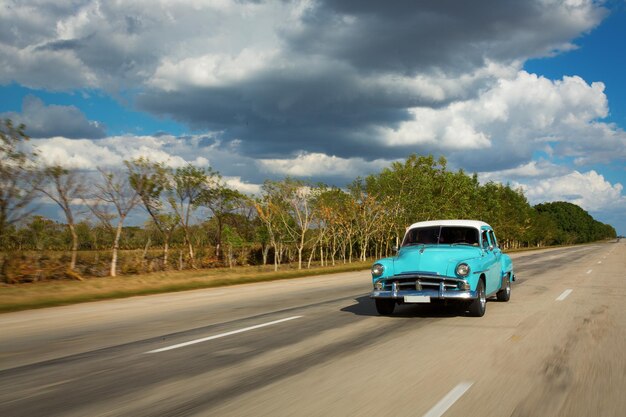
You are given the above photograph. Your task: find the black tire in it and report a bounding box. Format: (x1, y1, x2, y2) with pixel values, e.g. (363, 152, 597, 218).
(497, 274, 511, 302)
(375, 299, 395, 315)
(468, 280, 486, 317)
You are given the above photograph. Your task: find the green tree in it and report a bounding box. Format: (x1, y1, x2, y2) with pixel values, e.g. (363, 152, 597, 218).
(167, 165, 211, 268)
(126, 158, 179, 269)
(197, 173, 246, 262)
(36, 165, 86, 271)
(0, 119, 41, 245)
(535, 201, 615, 244)
(85, 168, 142, 277)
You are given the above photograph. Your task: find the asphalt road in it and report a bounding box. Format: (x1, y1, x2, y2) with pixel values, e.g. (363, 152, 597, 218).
(0, 241, 624, 417)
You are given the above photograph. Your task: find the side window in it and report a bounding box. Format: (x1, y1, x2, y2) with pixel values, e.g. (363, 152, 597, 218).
(481, 230, 489, 248)
(488, 231, 498, 248)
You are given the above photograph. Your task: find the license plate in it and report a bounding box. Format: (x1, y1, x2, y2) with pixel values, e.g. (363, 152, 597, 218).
(404, 295, 431, 303)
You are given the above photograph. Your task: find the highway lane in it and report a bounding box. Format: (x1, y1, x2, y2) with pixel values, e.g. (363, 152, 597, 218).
(0, 241, 624, 416)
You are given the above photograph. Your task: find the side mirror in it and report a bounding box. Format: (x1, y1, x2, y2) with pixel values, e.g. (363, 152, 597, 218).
(488, 245, 494, 251)
(392, 245, 398, 253)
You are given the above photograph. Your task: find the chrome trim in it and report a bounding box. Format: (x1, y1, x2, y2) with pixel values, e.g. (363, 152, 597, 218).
(391, 272, 463, 282)
(370, 288, 478, 300)
(392, 281, 399, 297)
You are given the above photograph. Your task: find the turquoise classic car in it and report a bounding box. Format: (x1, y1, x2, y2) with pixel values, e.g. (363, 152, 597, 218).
(370, 220, 515, 317)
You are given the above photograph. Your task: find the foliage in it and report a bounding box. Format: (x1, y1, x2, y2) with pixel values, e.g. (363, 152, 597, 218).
(535, 201, 617, 244)
(0, 119, 41, 244)
(0, 120, 617, 283)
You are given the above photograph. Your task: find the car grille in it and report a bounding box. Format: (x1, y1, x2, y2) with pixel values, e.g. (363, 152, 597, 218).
(379, 273, 462, 291)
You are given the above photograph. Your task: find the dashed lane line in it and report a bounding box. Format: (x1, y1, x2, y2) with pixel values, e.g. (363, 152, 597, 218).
(145, 316, 303, 354)
(423, 382, 474, 417)
(556, 289, 573, 301)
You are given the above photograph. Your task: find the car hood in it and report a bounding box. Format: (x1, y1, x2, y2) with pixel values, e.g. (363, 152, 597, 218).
(393, 245, 483, 276)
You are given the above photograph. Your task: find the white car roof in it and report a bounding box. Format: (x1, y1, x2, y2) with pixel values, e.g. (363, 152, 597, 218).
(406, 220, 491, 230)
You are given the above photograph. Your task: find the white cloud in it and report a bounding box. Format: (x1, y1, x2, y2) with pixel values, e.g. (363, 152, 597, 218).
(0, 0, 289, 91)
(33, 138, 124, 169)
(514, 170, 625, 212)
(257, 152, 391, 178)
(380, 107, 492, 150)
(479, 159, 570, 180)
(378, 71, 626, 172)
(150, 48, 280, 91)
(223, 176, 261, 195)
(32, 136, 198, 169)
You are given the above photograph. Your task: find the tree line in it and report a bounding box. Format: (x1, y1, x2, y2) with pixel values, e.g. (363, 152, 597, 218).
(0, 119, 617, 282)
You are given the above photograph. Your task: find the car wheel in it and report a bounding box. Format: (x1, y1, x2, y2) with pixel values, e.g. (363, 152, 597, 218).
(497, 273, 511, 302)
(375, 299, 395, 315)
(468, 280, 486, 317)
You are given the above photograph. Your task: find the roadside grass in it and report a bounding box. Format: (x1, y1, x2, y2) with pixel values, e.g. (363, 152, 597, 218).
(1, 240, 613, 314)
(0, 261, 370, 314)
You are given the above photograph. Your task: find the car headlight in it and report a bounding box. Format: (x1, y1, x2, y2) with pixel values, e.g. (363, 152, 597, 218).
(455, 263, 470, 277)
(371, 263, 385, 277)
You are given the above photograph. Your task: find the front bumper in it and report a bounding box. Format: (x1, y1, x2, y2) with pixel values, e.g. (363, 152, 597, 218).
(370, 288, 477, 301)
(370, 276, 478, 301)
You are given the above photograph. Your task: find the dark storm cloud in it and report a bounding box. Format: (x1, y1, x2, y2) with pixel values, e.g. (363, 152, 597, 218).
(137, 67, 426, 159)
(285, 0, 601, 76)
(1, 96, 106, 139)
(35, 36, 88, 52)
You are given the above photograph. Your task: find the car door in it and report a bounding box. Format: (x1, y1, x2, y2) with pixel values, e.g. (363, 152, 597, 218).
(485, 230, 502, 295)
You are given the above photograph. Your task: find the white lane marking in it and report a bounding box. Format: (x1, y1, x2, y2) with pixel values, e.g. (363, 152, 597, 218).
(586, 269, 592, 274)
(423, 381, 473, 417)
(556, 289, 573, 301)
(145, 316, 303, 354)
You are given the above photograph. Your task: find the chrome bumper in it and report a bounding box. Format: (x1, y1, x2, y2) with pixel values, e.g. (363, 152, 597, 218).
(370, 288, 477, 301)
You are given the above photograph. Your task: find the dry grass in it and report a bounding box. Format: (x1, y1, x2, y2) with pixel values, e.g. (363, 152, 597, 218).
(0, 261, 370, 314)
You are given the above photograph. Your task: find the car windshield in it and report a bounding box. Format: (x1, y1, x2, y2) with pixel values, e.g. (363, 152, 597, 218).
(402, 226, 479, 247)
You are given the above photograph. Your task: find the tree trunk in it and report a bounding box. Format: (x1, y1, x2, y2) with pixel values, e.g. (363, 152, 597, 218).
(184, 230, 196, 269)
(262, 244, 269, 265)
(360, 238, 368, 262)
(163, 239, 169, 270)
(320, 245, 324, 266)
(348, 238, 353, 263)
(215, 216, 222, 261)
(110, 218, 124, 277)
(142, 237, 151, 259)
(68, 222, 78, 271)
(307, 241, 316, 269)
(142, 237, 151, 271)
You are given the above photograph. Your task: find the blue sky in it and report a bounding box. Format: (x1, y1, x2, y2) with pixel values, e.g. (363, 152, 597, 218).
(1, 0, 625, 234)
(526, 2, 626, 127)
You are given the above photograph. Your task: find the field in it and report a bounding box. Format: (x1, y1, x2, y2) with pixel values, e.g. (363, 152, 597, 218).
(0, 258, 370, 313)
